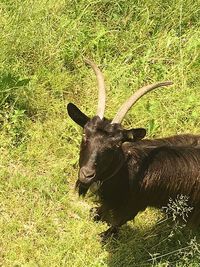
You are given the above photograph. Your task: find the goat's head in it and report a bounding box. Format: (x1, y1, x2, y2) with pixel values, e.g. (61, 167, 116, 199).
(67, 59, 173, 196)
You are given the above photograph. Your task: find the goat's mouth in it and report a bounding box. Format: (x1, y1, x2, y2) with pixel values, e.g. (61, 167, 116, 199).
(75, 177, 102, 196)
(75, 178, 94, 196)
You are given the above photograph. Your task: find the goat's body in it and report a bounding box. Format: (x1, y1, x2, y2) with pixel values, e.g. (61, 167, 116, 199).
(67, 60, 200, 240)
(95, 143, 200, 233)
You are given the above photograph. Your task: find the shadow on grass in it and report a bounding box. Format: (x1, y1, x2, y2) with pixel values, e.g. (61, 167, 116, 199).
(104, 220, 200, 267)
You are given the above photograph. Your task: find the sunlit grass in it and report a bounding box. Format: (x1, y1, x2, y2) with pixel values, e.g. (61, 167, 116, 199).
(0, 0, 200, 266)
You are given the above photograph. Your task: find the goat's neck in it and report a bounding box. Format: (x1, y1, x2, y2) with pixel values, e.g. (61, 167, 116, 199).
(99, 162, 130, 208)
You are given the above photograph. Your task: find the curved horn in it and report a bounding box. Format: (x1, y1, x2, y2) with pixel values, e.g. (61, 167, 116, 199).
(84, 58, 106, 119)
(111, 81, 173, 124)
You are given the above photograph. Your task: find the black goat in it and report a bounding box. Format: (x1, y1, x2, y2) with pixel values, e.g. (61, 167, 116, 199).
(67, 59, 200, 239)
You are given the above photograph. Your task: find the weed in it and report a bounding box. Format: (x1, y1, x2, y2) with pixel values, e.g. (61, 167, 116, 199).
(162, 195, 194, 223)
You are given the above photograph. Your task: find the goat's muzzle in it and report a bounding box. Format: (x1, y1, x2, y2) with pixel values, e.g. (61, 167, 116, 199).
(77, 167, 96, 196)
(78, 167, 96, 195)
(79, 166, 96, 184)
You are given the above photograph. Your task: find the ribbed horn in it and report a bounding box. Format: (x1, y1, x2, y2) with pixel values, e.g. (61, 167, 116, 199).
(84, 58, 106, 119)
(111, 81, 173, 124)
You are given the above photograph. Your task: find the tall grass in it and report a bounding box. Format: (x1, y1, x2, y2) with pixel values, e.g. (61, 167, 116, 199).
(0, 0, 200, 266)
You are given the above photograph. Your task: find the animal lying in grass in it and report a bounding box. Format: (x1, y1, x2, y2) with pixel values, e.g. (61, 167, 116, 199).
(67, 59, 200, 240)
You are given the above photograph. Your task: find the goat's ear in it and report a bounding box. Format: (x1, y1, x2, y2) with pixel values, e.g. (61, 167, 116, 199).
(123, 128, 146, 142)
(67, 103, 90, 127)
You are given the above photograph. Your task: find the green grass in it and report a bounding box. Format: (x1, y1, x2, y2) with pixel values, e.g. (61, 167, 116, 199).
(0, 0, 200, 266)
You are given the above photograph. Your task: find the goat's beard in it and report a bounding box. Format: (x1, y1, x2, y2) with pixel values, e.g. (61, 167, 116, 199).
(75, 179, 102, 197)
(75, 180, 90, 196)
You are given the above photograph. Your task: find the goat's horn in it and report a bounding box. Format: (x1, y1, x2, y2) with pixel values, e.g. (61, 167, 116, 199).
(84, 58, 106, 119)
(111, 81, 173, 124)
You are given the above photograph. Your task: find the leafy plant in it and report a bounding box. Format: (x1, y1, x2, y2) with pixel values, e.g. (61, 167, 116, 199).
(0, 73, 30, 108)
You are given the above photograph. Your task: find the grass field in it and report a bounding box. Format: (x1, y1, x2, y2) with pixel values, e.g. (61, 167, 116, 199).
(0, 0, 200, 266)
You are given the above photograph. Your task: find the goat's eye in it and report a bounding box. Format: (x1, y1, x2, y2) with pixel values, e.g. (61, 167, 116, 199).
(116, 143, 121, 148)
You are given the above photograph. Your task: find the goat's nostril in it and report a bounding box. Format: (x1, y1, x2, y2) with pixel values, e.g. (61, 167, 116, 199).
(79, 167, 96, 183)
